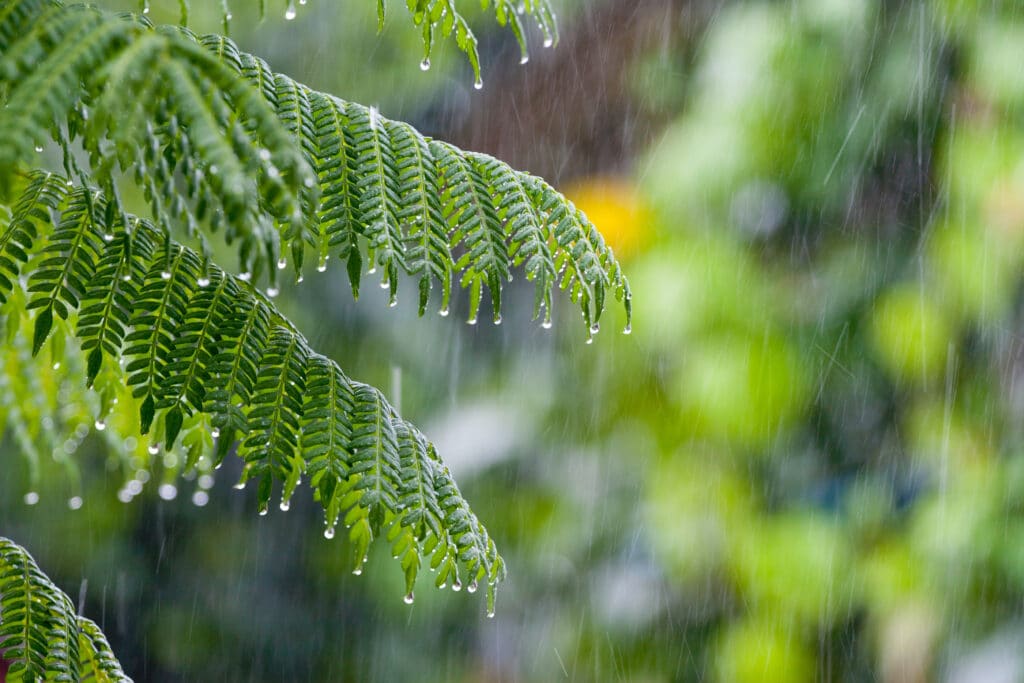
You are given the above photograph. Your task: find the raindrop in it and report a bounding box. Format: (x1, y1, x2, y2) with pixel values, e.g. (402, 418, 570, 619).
(473, 78, 484, 90)
(158, 484, 177, 500)
(439, 307, 450, 317)
(52, 362, 61, 370)
(493, 314, 502, 325)
(541, 319, 553, 329)
(317, 260, 328, 273)
(284, 0, 297, 20)
(192, 491, 209, 506)
(467, 580, 478, 593)
(297, 275, 304, 283)
(198, 474, 214, 489)
(403, 592, 415, 605)
(389, 298, 398, 308)
(324, 526, 336, 539)
(233, 481, 246, 490)
(23, 491, 39, 506)
(277, 258, 287, 269)
(68, 496, 83, 510)
(259, 148, 272, 161)
(266, 287, 279, 298)
(94, 419, 106, 431)
(467, 317, 477, 326)
(543, 37, 553, 48)
(452, 579, 463, 592)
(367, 266, 377, 275)
(258, 504, 269, 516)
(590, 322, 600, 335)
(211, 427, 221, 438)
(380, 279, 390, 289)
(160, 270, 171, 280)
(352, 565, 362, 575)
(585, 336, 594, 345)
(122, 273, 132, 282)
(279, 499, 290, 511)
(142, 1, 150, 14)
(239, 271, 252, 281)
(103, 233, 115, 242)
(147, 443, 159, 455)
(487, 609, 495, 618)
(623, 323, 632, 335)
(420, 58, 431, 71)
(34, 145, 43, 153)
(520, 55, 529, 65)
(225, 12, 232, 20)
(197, 277, 211, 287)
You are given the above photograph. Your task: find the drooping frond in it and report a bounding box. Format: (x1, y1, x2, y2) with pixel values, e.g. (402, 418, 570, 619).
(0, 0, 629, 333)
(0, 537, 132, 682)
(0, 175, 506, 611)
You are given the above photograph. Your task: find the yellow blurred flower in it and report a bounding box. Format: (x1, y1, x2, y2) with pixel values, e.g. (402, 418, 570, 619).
(563, 176, 651, 259)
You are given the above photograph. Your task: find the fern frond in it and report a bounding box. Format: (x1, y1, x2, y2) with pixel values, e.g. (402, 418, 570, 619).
(1, 175, 507, 605)
(0, 538, 131, 682)
(0, 1, 629, 334)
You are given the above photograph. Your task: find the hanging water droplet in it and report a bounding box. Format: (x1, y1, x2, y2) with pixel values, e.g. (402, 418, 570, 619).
(520, 54, 529, 65)
(148, 443, 159, 455)
(233, 481, 246, 490)
(279, 498, 290, 511)
(277, 258, 287, 269)
(52, 362, 61, 370)
(317, 258, 328, 272)
(367, 265, 377, 275)
(284, 0, 297, 20)
(266, 287, 279, 298)
(158, 483, 177, 501)
(197, 276, 210, 287)
(487, 608, 496, 618)
(590, 322, 600, 335)
(493, 314, 502, 325)
(439, 307, 450, 317)
(94, 419, 106, 431)
(225, 11, 232, 20)
(420, 58, 431, 71)
(389, 298, 398, 308)
(467, 580, 478, 593)
(543, 37, 553, 47)
(380, 279, 390, 289)
(160, 270, 171, 280)
(122, 273, 132, 282)
(541, 319, 553, 329)
(192, 490, 209, 506)
(103, 233, 115, 242)
(68, 496, 83, 510)
(324, 526, 336, 539)
(623, 323, 632, 335)
(211, 427, 221, 439)
(258, 504, 269, 516)
(452, 579, 463, 592)
(473, 78, 484, 90)
(585, 335, 594, 345)
(34, 145, 43, 153)
(403, 592, 415, 605)
(467, 317, 477, 326)
(297, 275, 305, 283)
(239, 271, 252, 281)
(23, 491, 39, 505)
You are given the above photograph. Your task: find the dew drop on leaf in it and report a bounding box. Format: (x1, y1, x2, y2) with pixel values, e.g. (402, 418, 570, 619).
(324, 526, 336, 539)
(68, 496, 83, 510)
(284, 0, 297, 20)
(94, 419, 105, 431)
(404, 592, 415, 605)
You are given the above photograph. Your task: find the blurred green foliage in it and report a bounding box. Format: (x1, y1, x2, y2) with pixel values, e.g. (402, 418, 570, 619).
(8, 0, 1024, 680)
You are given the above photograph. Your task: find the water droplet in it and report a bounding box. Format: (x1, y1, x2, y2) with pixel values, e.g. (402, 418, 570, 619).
(103, 233, 115, 242)
(192, 491, 209, 506)
(541, 319, 553, 329)
(467, 580, 478, 593)
(493, 314, 502, 325)
(452, 579, 463, 592)
(258, 504, 269, 516)
(259, 148, 272, 161)
(296, 275, 304, 283)
(520, 54, 529, 65)
(403, 592, 415, 605)
(148, 443, 159, 455)
(543, 37, 553, 47)
(420, 58, 431, 71)
(68, 496, 83, 510)
(211, 427, 220, 438)
(142, 0, 150, 13)
(158, 483, 177, 500)
(284, 0, 297, 20)
(122, 273, 132, 282)
(367, 266, 377, 275)
(277, 258, 287, 269)
(225, 11, 232, 20)
(117, 489, 133, 503)
(198, 474, 214, 489)
(23, 491, 39, 505)
(239, 271, 252, 281)
(487, 609, 495, 618)
(266, 287, 279, 298)
(623, 323, 632, 335)
(467, 317, 477, 326)
(473, 78, 484, 90)
(317, 260, 328, 273)
(379, 279, 390, 289)
(34, 145, 43, 153)
(590, 322, 600, 335)
(52, 362, 61, 370)
(92, 419, 106, 432)
(438, 581, 447, 589)
(439, 307, 450, 317)
(279, 499, 290, 511)
(197, 277, 210, 287)
(324, 526, 335, 539)
(585, 336, 594, 345)
(160, 270, 171, 280)
(233, 481, 246, 490)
